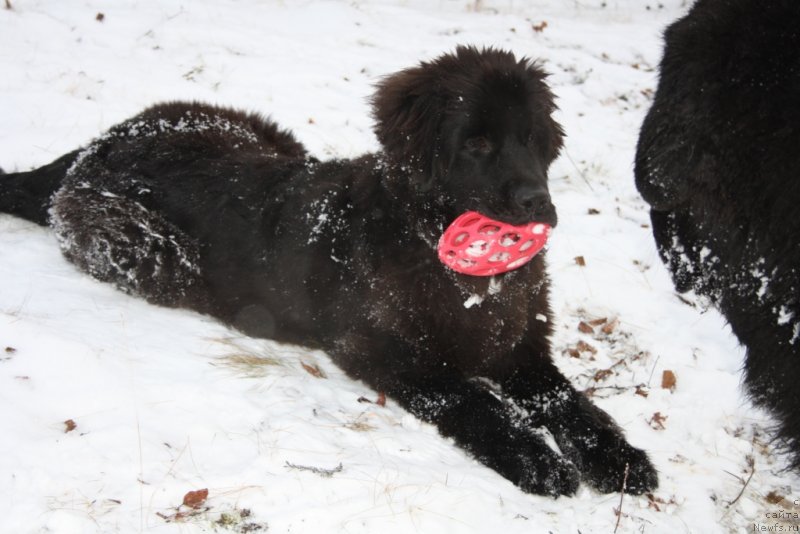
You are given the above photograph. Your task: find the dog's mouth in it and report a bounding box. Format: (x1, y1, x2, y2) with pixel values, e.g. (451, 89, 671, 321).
(437, 211, 551, 276)
(476, 204, 558, 228)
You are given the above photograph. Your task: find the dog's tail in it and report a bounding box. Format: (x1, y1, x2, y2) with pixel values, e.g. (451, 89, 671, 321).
(0, 149, 80, 225)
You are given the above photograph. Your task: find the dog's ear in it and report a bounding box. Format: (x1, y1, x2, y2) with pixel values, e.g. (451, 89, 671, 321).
(372, 66, 444, 189)
(522, 62, 565, 167)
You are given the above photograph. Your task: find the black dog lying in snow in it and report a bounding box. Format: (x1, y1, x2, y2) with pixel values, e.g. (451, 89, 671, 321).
(636, 1, 800, 465)
(1, 46, 656, 496)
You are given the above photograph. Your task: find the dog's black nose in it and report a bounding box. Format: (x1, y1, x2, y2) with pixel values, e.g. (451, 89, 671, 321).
(511, 185, 557, 226)
(514, 185, 550, 213)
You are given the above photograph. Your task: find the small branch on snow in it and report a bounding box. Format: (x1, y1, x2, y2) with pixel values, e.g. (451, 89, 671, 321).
(646, 355, 661, 387)
(726, 455, 755, 507)
(613, 462, 630, 534)
(285, 461, 343, 478)
(563, 146, 595, 192)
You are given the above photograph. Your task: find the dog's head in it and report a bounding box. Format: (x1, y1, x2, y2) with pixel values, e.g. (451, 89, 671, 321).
(373, 46, 563, 228)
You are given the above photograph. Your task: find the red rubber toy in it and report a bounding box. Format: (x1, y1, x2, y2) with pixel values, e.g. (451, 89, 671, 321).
(437, 211, 551, 276)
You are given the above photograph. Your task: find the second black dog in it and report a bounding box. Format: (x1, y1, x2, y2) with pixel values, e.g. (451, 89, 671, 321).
(1, 46, 657, 496)
(636, 1, 800, 466)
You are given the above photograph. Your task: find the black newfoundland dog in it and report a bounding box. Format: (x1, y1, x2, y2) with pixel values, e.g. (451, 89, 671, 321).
(636, 1, 800, 465)
(2, 46, 656, 496)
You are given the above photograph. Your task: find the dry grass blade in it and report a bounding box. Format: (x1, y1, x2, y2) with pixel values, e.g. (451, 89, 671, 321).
(209, 337, 283, 377)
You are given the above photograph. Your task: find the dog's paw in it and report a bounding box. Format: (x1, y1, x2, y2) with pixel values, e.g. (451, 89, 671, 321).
(517, 452, 580, 497)
(480, 440, 580, 497)
(581, 442, 658, 495)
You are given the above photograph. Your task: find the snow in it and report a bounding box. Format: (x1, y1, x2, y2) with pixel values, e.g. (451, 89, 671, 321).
(2, 1, 798, 533)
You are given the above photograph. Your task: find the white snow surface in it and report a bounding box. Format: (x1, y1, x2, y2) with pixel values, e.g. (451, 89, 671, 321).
(2, 1, 798, 533)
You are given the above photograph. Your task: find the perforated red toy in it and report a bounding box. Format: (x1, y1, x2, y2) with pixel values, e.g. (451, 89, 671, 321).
(437, 211, 551, 276)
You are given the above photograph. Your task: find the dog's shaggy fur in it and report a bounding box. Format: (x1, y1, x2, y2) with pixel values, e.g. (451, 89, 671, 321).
(2, 46, 656, 496)
(636, 1, 800, 465)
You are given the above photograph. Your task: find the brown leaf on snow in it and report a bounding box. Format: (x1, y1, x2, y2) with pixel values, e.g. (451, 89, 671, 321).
(357, 392, 386, 406)
(4, 346, 16, 353)
(587, 317, 607, 327)
(182, 488, 209, 509)
(576, 340, 597, 354)
(574, 256, 586, 267)
(765, 490, 785, 505)
(578, 321, 594, 334)
(601, 318, 619, 335)
(532, 21, 548, 32)
(593, 369, 612, 382)
(648, 412, 668, 430)
(646, 493, 677, 512)
(301, 362, 327, 378)
(635, 385, 649, 398)
(64, 419, 77, 433)
(661, 370, 677, 391)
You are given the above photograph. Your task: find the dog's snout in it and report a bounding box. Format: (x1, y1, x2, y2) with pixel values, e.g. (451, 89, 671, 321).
(513, 185, 550, 212)
(510, 184, 557, 226)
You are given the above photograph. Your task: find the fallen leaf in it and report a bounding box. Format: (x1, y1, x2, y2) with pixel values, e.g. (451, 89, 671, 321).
(588, 317, 607, 326)
(574, 256, 586, 267)
(601, 318, 619, 335)
(301, 362, 326, 378)
(648, 412, 668, 430)
(635, 385, 649, 398)
(95, 12, 104, 22)
(661, 370, 677, 391)
(646, 493, 677, 511)
(576, 340, 597, 354)
(766, 490, 785, 505)
(4, 346, 16, 353)
(532, 21, 548, 32)
(587, 208, 600, 215)
(182, 488, 208, 509)
(593, 369, 612, 382)
(578, 321, 594, 334)
(357, 392, 386, 406)
(64, 419, 77, 433)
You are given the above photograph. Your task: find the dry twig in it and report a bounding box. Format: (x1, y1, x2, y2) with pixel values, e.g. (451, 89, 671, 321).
(726, 455, 755, 507)
(613, 462, 630, 534)
(285, 461, 343, 478)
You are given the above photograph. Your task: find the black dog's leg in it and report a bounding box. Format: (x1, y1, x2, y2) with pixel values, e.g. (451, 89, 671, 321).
(333, 332, 580, 496)
(496, 346, 658, 494)
(50, 184, 210, 310)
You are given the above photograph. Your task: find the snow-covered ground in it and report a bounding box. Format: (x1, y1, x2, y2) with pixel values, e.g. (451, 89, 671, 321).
(2, 1, 798, 532)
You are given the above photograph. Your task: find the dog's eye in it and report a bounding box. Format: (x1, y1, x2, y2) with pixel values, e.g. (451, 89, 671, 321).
(465, 136, 492, 154)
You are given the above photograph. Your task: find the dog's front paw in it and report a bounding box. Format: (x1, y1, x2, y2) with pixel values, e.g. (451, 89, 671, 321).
(582, 441, 658, 495)
(517, 452, 580, 497)
(479, 439, 580, 497)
